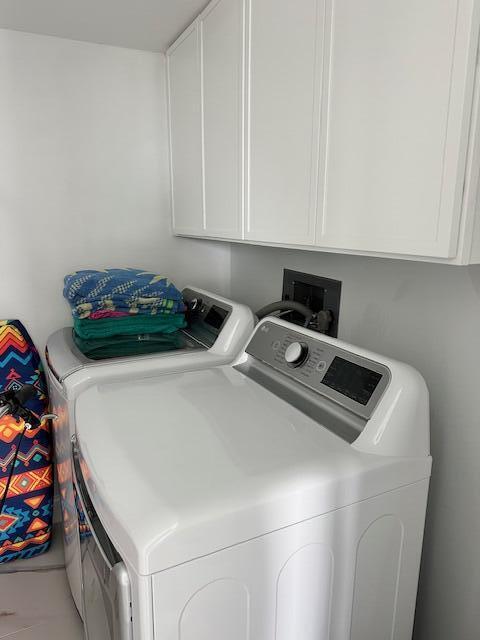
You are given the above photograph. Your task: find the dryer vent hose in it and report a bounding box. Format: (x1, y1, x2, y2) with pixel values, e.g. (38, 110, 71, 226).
(255, 301, 315, 327)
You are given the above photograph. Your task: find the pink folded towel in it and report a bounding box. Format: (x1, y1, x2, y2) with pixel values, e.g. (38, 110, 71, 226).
(89, 310, 129, 320)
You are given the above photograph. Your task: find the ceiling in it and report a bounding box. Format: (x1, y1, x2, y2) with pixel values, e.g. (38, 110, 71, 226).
(0, 0, 209, 52)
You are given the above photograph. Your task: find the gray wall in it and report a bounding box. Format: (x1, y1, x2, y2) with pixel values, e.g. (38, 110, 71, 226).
(230, 243, 480, 640)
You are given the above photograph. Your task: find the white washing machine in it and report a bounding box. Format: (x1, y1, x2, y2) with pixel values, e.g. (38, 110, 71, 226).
(72, 316, 431, 640)
(45, 287, 254, 617)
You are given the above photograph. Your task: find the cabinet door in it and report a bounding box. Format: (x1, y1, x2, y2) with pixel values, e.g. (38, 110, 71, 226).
(168, 25, 204, 235)
(201, 0, 245, 239)
(246, 0, 325, 244)
(317, 0, 475, 258)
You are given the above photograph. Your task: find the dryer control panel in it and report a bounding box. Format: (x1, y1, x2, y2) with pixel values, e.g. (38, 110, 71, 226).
(183, 288, 232, 348)
(245, 321, 390, 420)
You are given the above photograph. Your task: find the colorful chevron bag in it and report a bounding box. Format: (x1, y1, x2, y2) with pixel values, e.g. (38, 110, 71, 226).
(0, 320, 53, 562)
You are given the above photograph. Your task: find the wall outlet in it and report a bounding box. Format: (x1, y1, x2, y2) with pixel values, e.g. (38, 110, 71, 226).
(282, 269, 341, 337)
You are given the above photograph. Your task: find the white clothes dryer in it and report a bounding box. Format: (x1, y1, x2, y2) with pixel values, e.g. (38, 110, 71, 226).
(72, 316, 431, 640)
(45, 287, 254, 616)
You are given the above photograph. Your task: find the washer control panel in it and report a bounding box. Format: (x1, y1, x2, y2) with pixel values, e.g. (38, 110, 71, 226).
(246, 321, 391, 419)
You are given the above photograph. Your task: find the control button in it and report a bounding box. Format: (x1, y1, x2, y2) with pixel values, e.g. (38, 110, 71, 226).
(272, 340, 281, 351)
(284, 341, 309, 367)
(316, 360, 327, 373)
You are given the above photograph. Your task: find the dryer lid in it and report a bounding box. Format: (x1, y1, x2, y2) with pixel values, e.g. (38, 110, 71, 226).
(75, 366, 429, 576)
(45, 327, 204, 382)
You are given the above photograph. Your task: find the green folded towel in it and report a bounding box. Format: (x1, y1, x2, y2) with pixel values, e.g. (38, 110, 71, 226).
(73, 313, 186, 340)
(74, 332, 185, 360)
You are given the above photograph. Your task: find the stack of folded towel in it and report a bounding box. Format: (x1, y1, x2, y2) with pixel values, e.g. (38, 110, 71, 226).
(63, 268, 187, 358)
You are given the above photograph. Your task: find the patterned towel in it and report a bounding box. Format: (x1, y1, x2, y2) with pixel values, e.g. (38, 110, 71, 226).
(63, 268, 185, 319)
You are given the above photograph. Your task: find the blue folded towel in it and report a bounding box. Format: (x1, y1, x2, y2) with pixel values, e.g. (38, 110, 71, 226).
(63, 268, 185, 319)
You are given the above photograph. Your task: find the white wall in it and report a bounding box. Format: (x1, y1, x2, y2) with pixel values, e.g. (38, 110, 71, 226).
(0, 28, 230, 351)
(230, 243, 480, 640)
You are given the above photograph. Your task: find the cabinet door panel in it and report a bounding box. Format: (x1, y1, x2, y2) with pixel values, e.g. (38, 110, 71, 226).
(202, 0, 244, 239)
(168, 26, 204, 235)
(318, 0, 467, 257)
(246, 0, 324, 244)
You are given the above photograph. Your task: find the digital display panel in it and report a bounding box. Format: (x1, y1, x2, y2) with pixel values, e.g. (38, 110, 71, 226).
(204, 305, 228, 330)
(322, 356, 382, 405)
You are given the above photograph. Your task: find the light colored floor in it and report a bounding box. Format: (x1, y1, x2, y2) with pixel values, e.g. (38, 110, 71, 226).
(0, 523, 84, 639)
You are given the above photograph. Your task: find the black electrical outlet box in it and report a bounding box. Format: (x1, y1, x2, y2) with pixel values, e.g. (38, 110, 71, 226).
(282, 269, 341, 337)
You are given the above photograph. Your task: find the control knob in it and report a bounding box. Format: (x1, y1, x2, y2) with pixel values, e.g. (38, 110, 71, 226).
(284, 341, 309, 367)
(189, 298, 203, 312)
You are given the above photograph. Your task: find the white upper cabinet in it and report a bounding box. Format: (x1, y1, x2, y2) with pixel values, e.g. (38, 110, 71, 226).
(245, 0, 324, 245)
(201, 0, 245, 239)
(168, 0, 480, 263)
(316, 0, 478, 258)
(168, 25, 204, 235)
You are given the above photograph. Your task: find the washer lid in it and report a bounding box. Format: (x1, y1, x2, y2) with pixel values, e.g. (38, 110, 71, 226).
(75, 367, 429, 576)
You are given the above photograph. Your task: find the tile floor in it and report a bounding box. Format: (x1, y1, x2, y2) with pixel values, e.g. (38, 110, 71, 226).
(0, 524, 84, 639)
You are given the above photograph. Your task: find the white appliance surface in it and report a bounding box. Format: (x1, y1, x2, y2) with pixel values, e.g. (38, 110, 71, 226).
(75, 321, 431, 577)
(72, 317, 432, 640)
(45, 286, 254, 617)
(47, 286, 255, 387)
